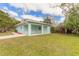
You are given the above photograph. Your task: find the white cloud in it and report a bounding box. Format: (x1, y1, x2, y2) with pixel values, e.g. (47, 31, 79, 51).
(25, 3, 63, 16)
(10, 3, 25, 8)
(0, 7, 9, 13)
(60, 17, 65, 23)
(10, 3, 28, 12)
(1, 7, 18, 17)
(3, 7, 8, 11)
(9, 3, 65, 23)
(41, 6, 63, 15)
(8, 10, 18, 17)
(10, 3, 63, 16)
(15, 17, 22, 21)
(21, 15, 44, 21)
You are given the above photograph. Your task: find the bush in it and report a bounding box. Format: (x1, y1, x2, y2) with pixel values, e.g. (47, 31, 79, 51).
(14, 29, 17, 32)
(10, 29, 17, 32)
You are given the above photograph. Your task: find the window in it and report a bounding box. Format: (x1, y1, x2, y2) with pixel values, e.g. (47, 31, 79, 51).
(20, 26, 23, 30)
(38, 26, 41, 30)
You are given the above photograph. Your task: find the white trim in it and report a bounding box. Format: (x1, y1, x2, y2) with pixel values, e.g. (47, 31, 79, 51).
(41, 25, 44, 34)
(29, 33, 50, 36)
(47, 26, 51, 33)
(28, 23, 31, 36)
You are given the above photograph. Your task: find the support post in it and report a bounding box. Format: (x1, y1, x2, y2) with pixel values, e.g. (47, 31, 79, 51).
(28, 23, 31, 36)
(41, 25, 44, 34)
(47, 26, 51, 33)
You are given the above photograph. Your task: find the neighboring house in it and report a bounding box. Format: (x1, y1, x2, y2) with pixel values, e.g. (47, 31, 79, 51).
(16, 19, 51, 36)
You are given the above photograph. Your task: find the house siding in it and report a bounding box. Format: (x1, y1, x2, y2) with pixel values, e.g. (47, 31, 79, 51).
(16, 23, 51, 36)
(31, 24, 41, 34)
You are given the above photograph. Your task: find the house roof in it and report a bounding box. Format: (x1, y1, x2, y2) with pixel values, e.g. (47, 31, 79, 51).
(16, 19, 51, 26)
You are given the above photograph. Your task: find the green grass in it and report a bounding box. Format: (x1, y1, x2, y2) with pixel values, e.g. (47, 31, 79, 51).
(0, 33, 79, 56)
(0, 32, 12, 36)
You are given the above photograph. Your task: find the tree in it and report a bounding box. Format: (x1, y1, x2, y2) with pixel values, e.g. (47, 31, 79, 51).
(43, 16, 53, 24)
(60, 3, 79, 34)
(44, 16, 57, 33)
(0, 10, 19, 32)
(65, 6, 79, 34)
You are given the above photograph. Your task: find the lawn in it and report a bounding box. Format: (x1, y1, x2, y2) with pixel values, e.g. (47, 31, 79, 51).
(0, 32, 13, 36)
(0, 33, 79, 56)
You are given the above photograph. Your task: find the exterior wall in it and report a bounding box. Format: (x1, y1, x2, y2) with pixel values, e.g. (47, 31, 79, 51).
(47, 26, 51, 33)
(23, 25, 28, 34)
(16, 24, 28, 35)
(43, 25, 50, 34)
(31, 24, 41, 34)
(16, 25, 23, 33)
(16, 23, 51, 36)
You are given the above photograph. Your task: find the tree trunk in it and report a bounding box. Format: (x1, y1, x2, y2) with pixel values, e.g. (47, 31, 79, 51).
(65, 29, 67, 34)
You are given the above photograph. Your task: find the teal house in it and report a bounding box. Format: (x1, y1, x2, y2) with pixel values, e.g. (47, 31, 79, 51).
(16, 19, 51, 36)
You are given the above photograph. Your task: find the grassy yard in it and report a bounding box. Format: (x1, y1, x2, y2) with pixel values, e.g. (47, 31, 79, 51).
(0, 33, 79, 56)
(0, 32, 13, 36)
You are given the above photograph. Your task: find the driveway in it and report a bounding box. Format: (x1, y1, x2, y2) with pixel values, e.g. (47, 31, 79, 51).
(0, 34, 26, 40)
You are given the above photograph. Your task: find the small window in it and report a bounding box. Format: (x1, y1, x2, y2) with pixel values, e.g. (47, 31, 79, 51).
(20, 26, 23, 30)
(38, 26, 41, 30)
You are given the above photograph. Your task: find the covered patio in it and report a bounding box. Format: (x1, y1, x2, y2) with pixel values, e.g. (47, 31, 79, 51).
(16, 20, 51, 36)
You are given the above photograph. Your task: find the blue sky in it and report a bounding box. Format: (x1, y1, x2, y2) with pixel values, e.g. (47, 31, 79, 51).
(0, 3, 24, 17)
(0, 3, 64, 23)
